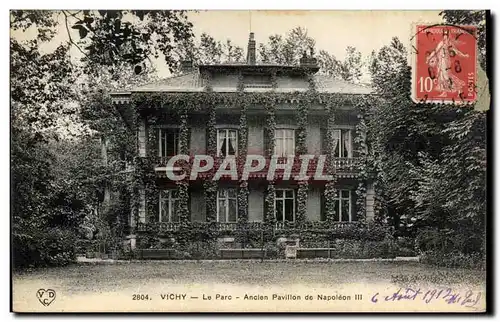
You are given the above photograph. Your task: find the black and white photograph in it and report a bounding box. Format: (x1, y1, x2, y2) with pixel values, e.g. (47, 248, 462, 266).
(10, 9, 490, 313)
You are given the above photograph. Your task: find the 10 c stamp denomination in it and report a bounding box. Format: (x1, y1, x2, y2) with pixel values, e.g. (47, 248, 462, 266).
(412, 24, 478, 104)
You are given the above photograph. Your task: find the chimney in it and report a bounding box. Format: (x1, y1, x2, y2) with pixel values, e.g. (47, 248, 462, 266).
(180, 60, 194, 74)
(299, 47, 318, 67)
(246, 32, 256, 65)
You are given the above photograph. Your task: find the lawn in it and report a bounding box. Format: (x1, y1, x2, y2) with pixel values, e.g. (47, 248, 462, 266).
(12, 260, 486, 313)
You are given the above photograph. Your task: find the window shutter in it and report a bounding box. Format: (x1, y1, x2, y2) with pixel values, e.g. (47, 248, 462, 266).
(263, 191, 267, 222)
(187, 128, 191, 155)
(295, 130, 299, 155)
(187, 187, 192, 222)
(149, 126, 159, 158)
(351, 190, 357, 222)
(264, 128, 270, 157)
(320, 191, 325, 221)
(206, 127, 210, 155)
(320, 128, 327, 155)
(148, 189, 160, 223)
(295, 188, 299, 223)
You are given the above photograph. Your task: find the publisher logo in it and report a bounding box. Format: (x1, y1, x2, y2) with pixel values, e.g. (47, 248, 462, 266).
(36, 289, 56, 306)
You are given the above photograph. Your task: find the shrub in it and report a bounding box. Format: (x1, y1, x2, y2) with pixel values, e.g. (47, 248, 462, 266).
(182, 241, 219, 259)
(264, 242, 279, 259)
(13, 227, 77, 268)
(300, 238, 398, 259)
(420, 250, 486, 270)
(136, 234, 160, 249)
(416, 227, 485, 265)
(330, 222, 394, 241)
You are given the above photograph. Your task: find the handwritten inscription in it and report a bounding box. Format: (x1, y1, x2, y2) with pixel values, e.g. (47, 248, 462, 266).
(371, 288, 481, 308)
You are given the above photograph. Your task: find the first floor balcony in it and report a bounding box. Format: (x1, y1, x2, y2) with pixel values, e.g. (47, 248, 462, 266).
(152, 155, 363, 181)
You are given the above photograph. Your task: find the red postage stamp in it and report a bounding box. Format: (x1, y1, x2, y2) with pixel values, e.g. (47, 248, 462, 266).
(412, 24, 477, 104)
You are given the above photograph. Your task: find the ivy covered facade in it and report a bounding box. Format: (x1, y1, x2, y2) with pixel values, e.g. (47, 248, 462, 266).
(111, 33, 378, 249)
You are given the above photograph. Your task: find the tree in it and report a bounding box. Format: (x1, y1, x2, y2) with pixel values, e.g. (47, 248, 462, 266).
(172, 33, 245, 73)
(59, 10, 194, 74)
(439, 10, 487, 70)
(369, 27, 487, 262)
(258, 26, 364, 82)
(316, 50, 340, 77)
(11, 11, 84, 267)
(258, 27, 315, 65)
(10, 10, 193, 267)
(338, 46, 363, 82)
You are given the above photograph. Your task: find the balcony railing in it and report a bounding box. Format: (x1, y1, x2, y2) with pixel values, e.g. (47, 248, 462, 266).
(329, 157, 360, 170)
(152, 156, 361, 179)
(136, 221, 358, 232)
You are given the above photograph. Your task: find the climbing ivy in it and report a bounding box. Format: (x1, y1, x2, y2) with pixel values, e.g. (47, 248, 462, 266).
(324, 101, 338, 223)
(203, 180, 217, 223)
(295, 73, 314, 224)
(129, 76, 381, 238)
(237, 73, 249, 223)
(131, 91, 373, 113)
(203, 74, 218, 226)
(296, 180, 308, 224)
(176, 110, 191, 234)
(354, 100, 369, 222)
(264, 182, 276, 225)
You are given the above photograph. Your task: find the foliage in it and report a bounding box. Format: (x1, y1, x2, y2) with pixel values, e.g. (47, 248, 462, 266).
(296, 181, 308, 224)
(338, 46, 364, 82)
(182, 241, 219, 259)
(13, 227, 77, 268)
(11, 12, 83, 269)
(258, 27, 316, 65)
(11, 10, 190, 268)
(420, 251, 486, 270)
(439, 10, 488, 70)
(258, 27, 364, 82)
(299, 238, 398, 259)
(174, 33, 245, 72)
(323, 102, 338, 222)
(367, 11, 487, 268)
(61, 10, 194, 74)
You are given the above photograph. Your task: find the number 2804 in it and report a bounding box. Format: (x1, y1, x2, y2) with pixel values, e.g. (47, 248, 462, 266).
(132, 294, 150, 300)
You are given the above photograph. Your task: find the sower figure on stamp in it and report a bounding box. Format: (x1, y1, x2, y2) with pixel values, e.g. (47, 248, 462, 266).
(426, 28, 469, 97)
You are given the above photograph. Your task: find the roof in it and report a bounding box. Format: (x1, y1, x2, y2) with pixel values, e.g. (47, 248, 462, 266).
(124, 71, 372, 95)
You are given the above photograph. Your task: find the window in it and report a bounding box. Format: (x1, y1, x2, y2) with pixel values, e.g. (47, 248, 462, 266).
(159, 128, 179, 157)
(332, 129, 352, 158)
(275, 189, 295, 223)
(334, 190, 352, 222)
(217, 129, 238, 157)
(274, 129, 295, 157)
(159, 189, 179, 222)
(217, 188, 238, 222)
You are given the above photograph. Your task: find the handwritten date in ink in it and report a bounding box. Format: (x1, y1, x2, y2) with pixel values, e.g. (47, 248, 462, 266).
(371, 288, 481, 308)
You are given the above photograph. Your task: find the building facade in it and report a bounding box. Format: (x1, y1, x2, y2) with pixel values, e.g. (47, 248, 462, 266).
(111, 33, 376, 248)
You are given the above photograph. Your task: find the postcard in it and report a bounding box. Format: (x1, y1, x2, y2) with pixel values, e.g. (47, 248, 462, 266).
(11, 9, 489, 313)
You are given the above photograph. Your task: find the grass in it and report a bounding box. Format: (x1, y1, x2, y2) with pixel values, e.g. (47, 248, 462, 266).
(12, 261, 487, 312)
(13, 260, 486, 294)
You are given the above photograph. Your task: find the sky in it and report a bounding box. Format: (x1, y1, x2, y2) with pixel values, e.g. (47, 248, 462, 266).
(12, 10, 445, 80)
(189, 10, 443, 60)
(171, 10, 443, 78)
